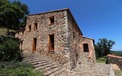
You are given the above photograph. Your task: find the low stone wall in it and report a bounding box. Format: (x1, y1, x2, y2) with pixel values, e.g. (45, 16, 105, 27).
(107, 54, 122, 69)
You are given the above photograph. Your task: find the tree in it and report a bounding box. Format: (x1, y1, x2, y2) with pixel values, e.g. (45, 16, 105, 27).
(95, 38, 115, 56)
(0, 0, 29, 34)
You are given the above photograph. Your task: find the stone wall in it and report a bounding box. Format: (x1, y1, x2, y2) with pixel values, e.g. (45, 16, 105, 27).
(67, 10, 82, 69)
(107, 54, 122, 69)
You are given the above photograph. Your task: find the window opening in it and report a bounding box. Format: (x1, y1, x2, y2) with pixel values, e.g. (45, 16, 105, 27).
(49, 34, 54, 51)
(83, 44, 89, 52)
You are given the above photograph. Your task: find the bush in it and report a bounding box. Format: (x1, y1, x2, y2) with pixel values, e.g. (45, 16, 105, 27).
(0, 62, 44, 76)
(0, 35, 22, 61)
(0, 67, 43, 76)
(0, 62, 33, 69)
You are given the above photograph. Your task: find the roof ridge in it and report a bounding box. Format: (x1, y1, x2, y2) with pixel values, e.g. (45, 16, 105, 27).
(28, 8, 69, 16)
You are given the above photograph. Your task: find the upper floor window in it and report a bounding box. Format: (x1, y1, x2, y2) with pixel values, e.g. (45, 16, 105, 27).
(83, 44, 89, 52)
(73, 32, 75, 39)
(49, 16, 54, 24)
(34, 23, 37, 30)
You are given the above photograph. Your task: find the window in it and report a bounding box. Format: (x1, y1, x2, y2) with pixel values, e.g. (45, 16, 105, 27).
(49, 16, 54, 24)
(49, 34, 54, 51)
(73, 32, 75, 39)
(83, 44, 89, 52)
(29, 25, 31, 31)
(34, 23, 37, 30)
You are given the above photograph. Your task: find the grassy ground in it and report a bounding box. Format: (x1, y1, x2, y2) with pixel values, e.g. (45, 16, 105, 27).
(115, 70, 122, 76)
(0, 27, 15, 35)
(96, 56, 106, 63)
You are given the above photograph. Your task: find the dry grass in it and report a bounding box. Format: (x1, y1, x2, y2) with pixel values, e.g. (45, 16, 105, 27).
(115, 70, 122, 76)
(0, 27, 15, 35)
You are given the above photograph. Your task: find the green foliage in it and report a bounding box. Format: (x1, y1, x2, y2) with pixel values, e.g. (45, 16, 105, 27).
(95, 38, 115, 57)
(0, 67, 43, 76)
(0, 62, 43, 76)
(0, 0, 29, 33)
(0, 62, 33, 69)
(0, 35, 22, 61)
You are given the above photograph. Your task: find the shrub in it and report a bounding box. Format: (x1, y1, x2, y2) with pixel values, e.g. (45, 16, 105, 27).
(0, 67, 43, 76)
(0, 62, 33, 69)
(0, 62, 44, 76)
(0, 35, 22, 61)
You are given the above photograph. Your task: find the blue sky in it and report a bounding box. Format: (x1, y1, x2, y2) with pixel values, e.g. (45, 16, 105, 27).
(11, 0, 122, 50)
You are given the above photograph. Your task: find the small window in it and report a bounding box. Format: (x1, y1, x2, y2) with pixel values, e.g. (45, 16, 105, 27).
(29, 25, 31, 31)
(34, 23, 37, 30)
(73, 32, 75, 39)
(83, 44, 89, 52)
(49, 16, 54, 24)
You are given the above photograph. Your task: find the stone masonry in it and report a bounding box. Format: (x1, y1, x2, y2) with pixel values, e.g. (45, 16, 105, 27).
(15, 8, 115, 76)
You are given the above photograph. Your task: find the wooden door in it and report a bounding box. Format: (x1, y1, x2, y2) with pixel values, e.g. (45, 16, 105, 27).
(48, 34, 54, 52)
(32, 38, 37, 52)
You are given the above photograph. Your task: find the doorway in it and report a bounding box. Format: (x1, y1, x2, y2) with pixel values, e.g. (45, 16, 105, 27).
(48, 34, 54, 51)
(32, 38, 37, 52)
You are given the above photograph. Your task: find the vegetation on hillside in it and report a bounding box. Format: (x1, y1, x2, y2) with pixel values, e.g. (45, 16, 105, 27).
(0, 28, 15, 35)
(111, 51, 122, 56)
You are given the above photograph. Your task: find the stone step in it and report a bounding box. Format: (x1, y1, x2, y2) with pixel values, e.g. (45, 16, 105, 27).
(49, 68, 64, 76)
(23, 53, 64, 76)
(34, 61, 53, 68)
(58, 70, 69, 76)
(24, 58, 40, 62)
(44, 66, 62, 76)
(25, 57, 50, 63)
(35, 62, 57, 70)
(31, 60, 51, 65)
(42, 64, 60, 72)
(25, 58, 47, 63)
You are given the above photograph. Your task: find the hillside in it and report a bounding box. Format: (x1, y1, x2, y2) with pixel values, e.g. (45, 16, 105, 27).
(111, 51, 122, 56)
(0, 28, 15, 36)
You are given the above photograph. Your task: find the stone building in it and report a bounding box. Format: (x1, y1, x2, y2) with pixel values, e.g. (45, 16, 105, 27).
(15, 8, 96, 70)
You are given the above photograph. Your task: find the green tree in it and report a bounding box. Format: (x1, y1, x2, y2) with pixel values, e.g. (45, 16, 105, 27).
(0, 0, 29, 34)
(95, 38, 115, 57)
